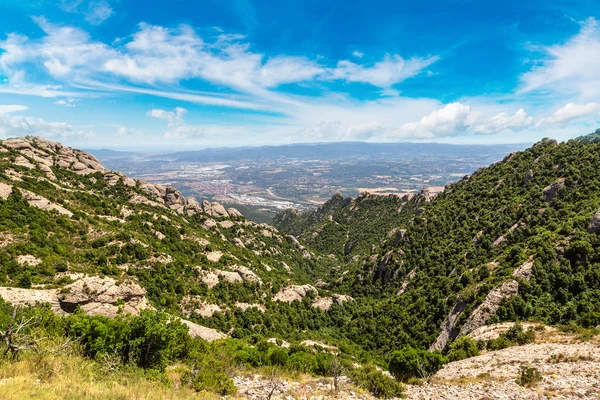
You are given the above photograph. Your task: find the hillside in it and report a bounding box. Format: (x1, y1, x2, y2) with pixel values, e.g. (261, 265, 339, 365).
(272, 133, 600, 356)
(1, 134, 600, 398)
(273, 192, 421, 259)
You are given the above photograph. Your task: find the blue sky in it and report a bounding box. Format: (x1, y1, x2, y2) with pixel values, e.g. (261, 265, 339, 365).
(0, 0, 599, 149)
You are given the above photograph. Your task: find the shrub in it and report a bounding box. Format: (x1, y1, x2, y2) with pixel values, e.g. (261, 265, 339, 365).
(388, 346, 447, 381)
(516, 365, 542, 387)
(267, 348, 289, 366)
(447, 337, 480, 362)
(350, 365, 404, 399)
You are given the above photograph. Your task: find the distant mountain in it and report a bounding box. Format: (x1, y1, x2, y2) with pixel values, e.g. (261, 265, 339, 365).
(153, 141, 531, 162)
(84, 148, 138, 159)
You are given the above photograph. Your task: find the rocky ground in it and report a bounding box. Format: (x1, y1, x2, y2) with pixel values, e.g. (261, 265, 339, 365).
(230, 324, 600, 400)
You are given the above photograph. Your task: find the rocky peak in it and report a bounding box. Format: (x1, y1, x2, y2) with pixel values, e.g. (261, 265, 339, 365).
(0, 136, 241, 220)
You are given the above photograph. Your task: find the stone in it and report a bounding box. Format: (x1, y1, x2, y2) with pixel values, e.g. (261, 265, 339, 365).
(273, 285, 317, 303)
(587, 210, 600, 234)
(543, 178, 566, 203)
(21, 189, 73, 217)
(458, 280, 519, 337)
(429, 300, 466, 352)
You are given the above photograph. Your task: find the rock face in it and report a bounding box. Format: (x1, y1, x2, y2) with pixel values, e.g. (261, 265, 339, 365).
(0, 137, 242, 221)
(543, 178, 566, 203)
(513, 258, 534, 280)
(429, 300, 466, 352)
(588, 210, 600, 234)
(0, 275, 150, 317)
(458, 280, 519, 337)
(311, 294, 353, 311)
(21, 189, 73, 217)
(273, 285, 318, 303)
(181, 319, 228, 342)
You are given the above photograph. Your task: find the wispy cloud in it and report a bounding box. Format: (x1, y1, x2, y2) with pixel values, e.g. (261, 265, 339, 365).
(85, 0, 113, 25)
(520, 17, 600, 99)
(0, 104, 94, 139)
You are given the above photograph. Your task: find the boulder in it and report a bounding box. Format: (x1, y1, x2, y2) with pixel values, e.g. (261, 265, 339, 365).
(181, 319, 227, 342)
(273, 285, 317, 303)
(543, 178, 566, 203)
(58, 275, 151, 316)
(227, 208, 243, 218)
(588, 210, 600, 234)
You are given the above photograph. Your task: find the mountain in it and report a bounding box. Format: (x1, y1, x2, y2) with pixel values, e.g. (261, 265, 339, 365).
(153, 141, 529, 163)
(1, 134, 600, 398)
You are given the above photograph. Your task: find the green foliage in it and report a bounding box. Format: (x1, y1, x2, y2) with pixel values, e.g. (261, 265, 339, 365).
(388, 346, 447, 381)
(486, 322, 535, 351)
(447, 337, 480, 362)
(349, 365, 404, 399)
(516, 365, 542, 387)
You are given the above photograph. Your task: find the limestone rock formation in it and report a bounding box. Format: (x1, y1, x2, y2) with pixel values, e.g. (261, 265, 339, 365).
(458, 280, 519, 337)
(273, 285, 318, 303)
(543, 178, 566, 203)
(588, 210, 600, 234)
(429, 301, 466, 351)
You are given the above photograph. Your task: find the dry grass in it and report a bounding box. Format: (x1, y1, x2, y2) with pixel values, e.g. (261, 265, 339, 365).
(0, 354, 219, 400)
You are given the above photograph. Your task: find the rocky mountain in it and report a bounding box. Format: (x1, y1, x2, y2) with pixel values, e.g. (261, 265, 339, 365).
(0, 136, 348, 342)
(2, 133, 600, 399)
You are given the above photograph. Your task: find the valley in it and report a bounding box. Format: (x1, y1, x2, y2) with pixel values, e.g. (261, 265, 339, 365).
(0, 132, 599, 399)
(91, 142, 528, 223)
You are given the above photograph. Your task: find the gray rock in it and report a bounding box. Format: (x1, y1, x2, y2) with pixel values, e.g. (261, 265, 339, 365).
(588, 210, 600, 234)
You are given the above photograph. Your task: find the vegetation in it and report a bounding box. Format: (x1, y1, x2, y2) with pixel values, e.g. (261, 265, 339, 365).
(388, 346, 447, 381)
(2, 132, 600, 396)
(516, 365, 542, 388)
(447, 337, 480, 362)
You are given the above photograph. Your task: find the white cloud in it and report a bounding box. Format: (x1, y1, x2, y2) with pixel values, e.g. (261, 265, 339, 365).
(148, 107, 206, 139)
(391, 102, 475, 138)
(258, 56, 323, 88)
(1, 20, 438, 102)
(0, 105, 29, 115)
(520, 18, 600, 99)
(85, 1, 113, 25)
(472, 109, 533, 135)
(0, 111, 94, 139)
(329, 54, 439, 88)
(53, 98, 79, 107)
(352, 50, 364, 58)
(537, 102, 600, 127)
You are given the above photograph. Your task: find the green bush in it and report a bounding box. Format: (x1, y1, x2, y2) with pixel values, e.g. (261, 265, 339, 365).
(267, 347, 289, 366)
(516, 365, 542, 387)
(388, 346, 447, 381)
(350, 365, 404, 399)
(447, 337, 480, 362)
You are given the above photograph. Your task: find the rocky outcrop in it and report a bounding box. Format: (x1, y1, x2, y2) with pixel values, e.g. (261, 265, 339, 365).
(0, 275, 150, 317)
(230, 265, 262, 284)
(201, 200, 228, 218)
(429, 300, 466, 352)
(458, 280, 519, 337)
(57, 275, 151, 316)
(311, 294, 353, 311)
(0, 182, 12, 199)
(181, 319, 227, 342)
(588, 210, 600, 234)
(21, 189, 73, 217)
(273, 285, 318, 303)
(181, 297, 223, 317)
(543, 178, 566, 203)
(513, 258, 534, 280)
(16, 255, 42, 266)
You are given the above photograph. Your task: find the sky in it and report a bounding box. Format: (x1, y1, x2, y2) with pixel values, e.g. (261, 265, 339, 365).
(0, 0, 599, 150)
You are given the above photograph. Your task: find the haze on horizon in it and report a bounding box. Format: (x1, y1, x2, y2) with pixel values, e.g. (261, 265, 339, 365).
(0, 0, 599, 151)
